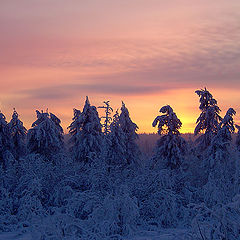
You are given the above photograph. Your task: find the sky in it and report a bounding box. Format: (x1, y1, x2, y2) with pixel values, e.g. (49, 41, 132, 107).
(0, 0, 240, 133)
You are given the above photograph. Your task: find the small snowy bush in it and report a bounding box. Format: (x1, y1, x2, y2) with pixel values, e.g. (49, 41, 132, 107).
(192, 195, 240, 240)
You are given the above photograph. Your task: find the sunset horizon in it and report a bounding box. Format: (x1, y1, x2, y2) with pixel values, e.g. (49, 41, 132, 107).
(0, 86, 239, 134)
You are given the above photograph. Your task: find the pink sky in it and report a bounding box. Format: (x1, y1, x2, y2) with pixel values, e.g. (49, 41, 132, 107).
(0, 0, 240, 133)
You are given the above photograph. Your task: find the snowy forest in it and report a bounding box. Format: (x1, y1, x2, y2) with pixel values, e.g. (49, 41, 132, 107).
(1, 88, 240, 240)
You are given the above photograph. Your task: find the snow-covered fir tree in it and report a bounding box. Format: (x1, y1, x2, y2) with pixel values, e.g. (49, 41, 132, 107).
(68, 96, 103, 163)
(0, 111, 14, 168)
(27, 110, 64, 158)
(119, 101, 140, 166)
(106, 110, 126, 168)
(209, 107, 236, 166)
(8, 109, 27, 159)
(204, 108, 237, 206)
(152, 105, 187, 170)
(236, 124, 240, 151)
(194, 88, 222, 150)
(98, 100, 113, 135)
(68, 108, 81, 148)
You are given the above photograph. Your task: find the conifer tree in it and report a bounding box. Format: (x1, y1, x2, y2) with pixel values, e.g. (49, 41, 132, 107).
(68, 108, 82, 148)
(107, 110, 126, 167)
(0, 111, 13, 168)
(0, 111, 11, 152)
(194, 88, 222, 150)
(68, 97, 102, 163)
(152, 105, 186, 169)
(209, 107, 236, 163)
(204, 108, 236, 207)
(119, 101, 140, 166)
(27, 110, 64, 158)
(8, 109, 27, 159)
(236, 124, 240, 151)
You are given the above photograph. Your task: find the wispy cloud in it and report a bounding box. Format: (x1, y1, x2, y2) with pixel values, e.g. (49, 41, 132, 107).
(17, 83, 168, 101)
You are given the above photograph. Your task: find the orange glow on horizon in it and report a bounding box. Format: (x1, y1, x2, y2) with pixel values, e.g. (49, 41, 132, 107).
(1, 87, 239, 135)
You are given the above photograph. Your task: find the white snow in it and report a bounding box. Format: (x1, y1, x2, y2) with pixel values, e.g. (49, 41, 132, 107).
(126, 229, 192, 240)
(0, 229, 192, 240)
(0, 232, 31, 240)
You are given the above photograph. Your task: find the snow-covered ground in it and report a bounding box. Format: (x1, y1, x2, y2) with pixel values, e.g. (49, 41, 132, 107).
(127, 229, 193, 240)
(0, 232, 31, 240)
(0, 229, 193, 240)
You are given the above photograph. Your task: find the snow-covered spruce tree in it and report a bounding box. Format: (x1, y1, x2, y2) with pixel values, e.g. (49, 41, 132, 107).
(0, 111, 14, 169)
(203, 108, 236, 207)
(68, 96, 103, 163)
(209, 107, 236, 166)
(187, 89, 222, 189)
(8, 109, 27, 159)
(151, 105, 187, 170)
(194, 88, 222, 151)
(236, 124, 240, 151)
(68, 108, 81, 149)
(106, 110, 127, 168)
(27, 110, 64, 159)
(98, 100, 113, 135)
(118, 101, 140, 166)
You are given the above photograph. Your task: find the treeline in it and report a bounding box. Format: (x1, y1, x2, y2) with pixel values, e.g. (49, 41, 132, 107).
(137, 133, 199, 157)
(0, 88, 240, 239)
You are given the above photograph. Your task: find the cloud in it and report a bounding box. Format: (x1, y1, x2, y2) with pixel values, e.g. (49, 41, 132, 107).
(2, 18, 239, 90)
(11, 15, 240, 103)
(17, 82, 170, 101)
